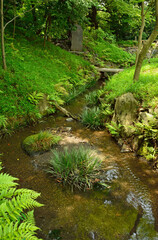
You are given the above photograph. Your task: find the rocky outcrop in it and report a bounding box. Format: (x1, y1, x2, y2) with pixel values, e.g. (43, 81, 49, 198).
(112, 93, 138, 136)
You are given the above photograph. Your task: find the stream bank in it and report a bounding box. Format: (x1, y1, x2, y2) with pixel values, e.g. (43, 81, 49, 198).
(0, 86, 158, 240)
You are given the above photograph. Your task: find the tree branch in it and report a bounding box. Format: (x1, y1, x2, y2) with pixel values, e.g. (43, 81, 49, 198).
(4, 5, 36, 30)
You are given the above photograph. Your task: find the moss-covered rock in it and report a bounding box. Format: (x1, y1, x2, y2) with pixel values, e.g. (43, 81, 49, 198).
(22, 131, 61, 156)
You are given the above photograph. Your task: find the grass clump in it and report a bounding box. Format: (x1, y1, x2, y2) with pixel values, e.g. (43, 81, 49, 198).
(85, 91, 99, 107)
(81, 107, 103, 129)
(48, 146, 101, 191)
(22, 131, 61, 155)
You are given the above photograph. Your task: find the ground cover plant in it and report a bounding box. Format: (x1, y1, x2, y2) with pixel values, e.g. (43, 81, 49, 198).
(83, 29, 135, 67)
(48, 146, 102, 191)
(0, 34, 97, 135)
(102, 58, 158, 106)
(0, 162, 43, 240)
(22, 131, 61, 155)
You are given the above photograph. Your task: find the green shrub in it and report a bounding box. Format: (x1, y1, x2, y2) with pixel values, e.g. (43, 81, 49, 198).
(0, 162, 43, 240)
(106, 121, 123, 138)
(81, 107, 104, 129)
(22, 131, 61, 155)
(48, 146, 101, 191)
(133, 121, 158, 161)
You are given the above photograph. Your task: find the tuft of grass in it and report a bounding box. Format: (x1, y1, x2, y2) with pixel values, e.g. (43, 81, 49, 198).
(85, 91, 99, 107)
(48, 146, 101, 191)
(81, 107, 103, 129)
(22, 131, 61, 155)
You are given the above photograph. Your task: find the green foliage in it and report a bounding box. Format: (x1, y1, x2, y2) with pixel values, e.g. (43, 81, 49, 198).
(85, 91, 99, 107)
(83, 28, 135, 67)
(133, 121, 158, 161)
(81, 107, 103, 129)
(48, 146, 101, 191)
(0, 35, 95, 134)
(106, 121, 123, 138)
(100, 103, 114, 120)
(28, 92, 44, 105)
(22, 131, 61, 155)
(0, 163, 43, 240)
(0, 115, 8, 129)
(103, 58, 158, 106)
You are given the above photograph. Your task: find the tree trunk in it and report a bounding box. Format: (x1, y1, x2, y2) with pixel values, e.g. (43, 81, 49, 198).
(135, 2, 145, 66)
(91, 6, 98, 29)
(44, 16, 48, 47)
(13, 0, 16, 38)
(47, 14, 51, 42)
(133, 0, 158, 82)
(1, 0, 7, 70)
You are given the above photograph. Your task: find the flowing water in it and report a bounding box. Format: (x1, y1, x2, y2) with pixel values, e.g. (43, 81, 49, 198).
(1, 85, 158, 240)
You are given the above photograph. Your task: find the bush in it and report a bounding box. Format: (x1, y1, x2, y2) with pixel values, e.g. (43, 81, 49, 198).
(81, 107, 103, 129)
(48, 146, 101, 191)
(22, 131, 61, 155)
(0, 162, 43, 240)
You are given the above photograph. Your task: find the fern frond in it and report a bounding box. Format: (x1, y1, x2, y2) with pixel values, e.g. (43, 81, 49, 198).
(0, 173, 18, 189)
(25, 210, 35, 225)
(0, 188, 17, 202)
(0, 192, 43, 223)
(0, 221, 42, 240)
(0, 162, 43, 239)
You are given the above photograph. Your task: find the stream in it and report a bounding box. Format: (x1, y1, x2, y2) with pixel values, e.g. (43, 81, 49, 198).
(1, 84, 158, 240)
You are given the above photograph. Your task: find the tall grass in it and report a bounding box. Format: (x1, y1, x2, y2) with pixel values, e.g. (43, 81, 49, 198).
(48, 146, 101, 191)
(81, 107, 103, 129)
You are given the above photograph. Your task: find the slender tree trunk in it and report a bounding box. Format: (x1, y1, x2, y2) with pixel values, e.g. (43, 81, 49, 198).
(1, 0, 7, 70)
(44, 16, 48, 47)
(47, 14, 51, 42)
(91, 6, 98, 29)
(133, 0, 158, 82)
(13, 0, 16, 38)
(135, 2, 145, 66)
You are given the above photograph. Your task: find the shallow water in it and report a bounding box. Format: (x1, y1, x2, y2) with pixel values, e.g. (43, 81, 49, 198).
(1, 86, 158, 240)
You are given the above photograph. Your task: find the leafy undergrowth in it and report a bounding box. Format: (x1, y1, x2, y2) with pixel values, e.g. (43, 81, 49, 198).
(83, 28, 135, 67)
(0, 34, 97, 135)
(103, 58, 158, 107)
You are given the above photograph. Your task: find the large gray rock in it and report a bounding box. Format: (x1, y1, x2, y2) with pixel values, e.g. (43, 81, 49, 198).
(71, 25, 83, 51)
(112, 93, 138, 136)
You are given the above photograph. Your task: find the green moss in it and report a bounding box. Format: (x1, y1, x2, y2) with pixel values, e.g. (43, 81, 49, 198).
(22, 131, 61, 155)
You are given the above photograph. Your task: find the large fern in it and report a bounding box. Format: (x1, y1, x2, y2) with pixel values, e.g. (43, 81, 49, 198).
(0, 163, 43, 240)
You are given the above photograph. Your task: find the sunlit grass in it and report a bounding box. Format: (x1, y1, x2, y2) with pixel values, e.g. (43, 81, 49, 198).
(104, 58, 158, 106)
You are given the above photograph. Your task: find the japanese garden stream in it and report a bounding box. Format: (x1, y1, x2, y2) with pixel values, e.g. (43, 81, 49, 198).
(1, 84, 158, 240)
